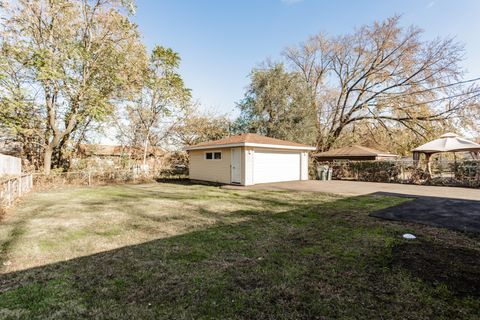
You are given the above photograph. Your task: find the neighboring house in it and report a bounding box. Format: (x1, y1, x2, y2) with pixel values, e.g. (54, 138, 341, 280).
(78, 144, 165, 159)
(78, 144, 128, 159)
(0, 139, 22, 158)
(314, 145, 398, 162)
(185, 133, 315, 186)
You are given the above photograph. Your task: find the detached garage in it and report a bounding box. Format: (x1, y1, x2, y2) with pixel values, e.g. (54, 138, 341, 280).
(186, 133, 315, 186)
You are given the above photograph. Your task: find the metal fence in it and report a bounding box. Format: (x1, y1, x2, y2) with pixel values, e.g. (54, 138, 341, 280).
(315, 160, 480, 188)
(33, 167, 188, 188)
(0, 167, 187, 210)
(0, 174, 33, 208)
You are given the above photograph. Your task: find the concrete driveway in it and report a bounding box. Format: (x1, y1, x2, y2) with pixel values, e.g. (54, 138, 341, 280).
(225, 180, 480, 201)
(224, 180, 480, 233)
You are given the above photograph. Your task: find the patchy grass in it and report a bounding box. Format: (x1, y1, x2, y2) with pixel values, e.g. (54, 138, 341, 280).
(0, 182, 478, 319)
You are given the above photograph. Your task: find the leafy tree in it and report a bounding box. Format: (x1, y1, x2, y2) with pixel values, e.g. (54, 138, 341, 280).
(0, 0, 147, 173)
(0, 53, 44, 166)
(172, 112, 231, 147)
(117, 46, 191, 166)
(234, 63, 317, 145)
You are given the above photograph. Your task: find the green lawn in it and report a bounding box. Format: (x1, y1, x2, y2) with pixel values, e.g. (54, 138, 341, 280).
(0, 182, 478, 319)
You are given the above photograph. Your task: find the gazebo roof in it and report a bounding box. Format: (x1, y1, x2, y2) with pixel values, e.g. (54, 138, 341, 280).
(412, 133, 480, 154)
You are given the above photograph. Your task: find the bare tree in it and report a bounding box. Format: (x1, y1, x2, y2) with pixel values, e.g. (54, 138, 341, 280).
(283, 16, 480, 151)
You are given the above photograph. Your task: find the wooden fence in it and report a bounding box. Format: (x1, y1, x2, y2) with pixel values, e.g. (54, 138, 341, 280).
(0, 154, 21, 176)
(0, 174, 33, 208)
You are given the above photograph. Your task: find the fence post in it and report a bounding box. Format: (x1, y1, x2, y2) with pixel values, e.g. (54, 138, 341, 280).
(18, 176, 22, 197)
(88, 171, 91, 187)
(7, 179, 11, 207)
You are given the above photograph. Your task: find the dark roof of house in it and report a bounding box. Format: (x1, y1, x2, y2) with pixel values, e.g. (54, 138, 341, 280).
(79, 144, 124, 156)
(0, 140, 22, 157)
(314, 145, 397, 158)
(79, 144, 165, 157)
(186, 133, 315, 150)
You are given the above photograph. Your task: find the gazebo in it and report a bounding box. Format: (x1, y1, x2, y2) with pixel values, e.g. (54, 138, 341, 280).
(412, 132, 480, 174)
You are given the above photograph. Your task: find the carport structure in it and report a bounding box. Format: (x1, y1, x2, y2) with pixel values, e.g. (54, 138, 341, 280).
(313, 145, 398, 162)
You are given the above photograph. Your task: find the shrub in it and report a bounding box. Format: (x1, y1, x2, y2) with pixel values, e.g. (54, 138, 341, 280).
(451, 160, 480, 188)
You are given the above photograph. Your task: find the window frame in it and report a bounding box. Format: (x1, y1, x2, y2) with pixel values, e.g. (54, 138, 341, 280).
(205, 151, 222, 161)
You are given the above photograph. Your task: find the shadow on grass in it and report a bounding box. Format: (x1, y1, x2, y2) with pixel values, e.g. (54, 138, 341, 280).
(154, 178, 224, 187)
(0, 194, 478, 319)
(370, 192, 480, 234)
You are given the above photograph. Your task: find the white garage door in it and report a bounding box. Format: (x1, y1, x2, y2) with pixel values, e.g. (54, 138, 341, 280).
(253, 151, 301, 184)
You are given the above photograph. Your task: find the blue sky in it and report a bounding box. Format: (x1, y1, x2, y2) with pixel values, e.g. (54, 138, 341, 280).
(133, 0, 480, 116)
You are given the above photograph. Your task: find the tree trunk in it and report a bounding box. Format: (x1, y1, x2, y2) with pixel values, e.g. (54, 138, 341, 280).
(44, 132, 62, 175)
(43, 146, 53, 175)
(143, 130, 150, 168)
(318, 125, 346, 152)
(143, 139, 148, 167)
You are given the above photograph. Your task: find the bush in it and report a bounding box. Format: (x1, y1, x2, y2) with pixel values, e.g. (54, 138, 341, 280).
(349, 161, 399, 182)
(451, 160, 480, 188)
(317, 161, 400, 182)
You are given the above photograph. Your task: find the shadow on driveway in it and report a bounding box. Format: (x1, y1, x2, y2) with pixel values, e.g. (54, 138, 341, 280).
(370, 192, 480, 233)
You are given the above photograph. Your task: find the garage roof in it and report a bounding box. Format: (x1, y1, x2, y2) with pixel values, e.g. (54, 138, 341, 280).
(185, 133, 316, 151)
(314, 145, 397, 158)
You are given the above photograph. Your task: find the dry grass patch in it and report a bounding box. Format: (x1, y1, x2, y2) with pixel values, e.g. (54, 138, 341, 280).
(0, 183, 334, 273)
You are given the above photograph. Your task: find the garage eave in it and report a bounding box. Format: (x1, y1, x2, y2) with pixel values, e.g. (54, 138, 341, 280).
(185, 143, 316, 151)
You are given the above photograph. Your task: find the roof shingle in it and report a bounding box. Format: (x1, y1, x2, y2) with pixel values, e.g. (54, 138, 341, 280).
(314, 145, 397, 157)
(186, 133, 314, 150)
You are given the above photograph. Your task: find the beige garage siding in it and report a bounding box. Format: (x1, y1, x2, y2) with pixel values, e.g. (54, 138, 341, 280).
(188, 148, 233, 184)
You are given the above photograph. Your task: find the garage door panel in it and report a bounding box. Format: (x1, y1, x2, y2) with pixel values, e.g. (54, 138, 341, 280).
(253, 151, 300, 184)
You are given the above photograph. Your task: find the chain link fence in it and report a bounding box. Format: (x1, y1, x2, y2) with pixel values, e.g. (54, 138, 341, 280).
(32, 167, 189, 189)
(315, 160, 480, 188)
(1, 167, 188, 212)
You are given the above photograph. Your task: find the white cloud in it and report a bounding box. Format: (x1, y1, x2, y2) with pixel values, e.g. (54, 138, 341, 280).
(426, 1, 435, 9)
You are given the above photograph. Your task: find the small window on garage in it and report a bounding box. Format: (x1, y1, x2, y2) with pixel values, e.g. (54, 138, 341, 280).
(205, 151, 222, 160)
